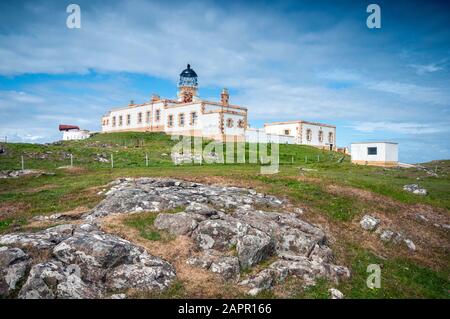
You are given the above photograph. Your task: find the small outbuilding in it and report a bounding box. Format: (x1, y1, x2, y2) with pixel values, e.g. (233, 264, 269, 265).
(59, 124, 91, 141)
(350, 142, 398, 167)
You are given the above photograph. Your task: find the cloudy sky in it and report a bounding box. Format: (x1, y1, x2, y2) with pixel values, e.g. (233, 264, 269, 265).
(0, 0, 449, 163)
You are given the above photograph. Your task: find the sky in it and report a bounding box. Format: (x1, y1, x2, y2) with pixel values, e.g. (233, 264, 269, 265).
(0, 0, 449, 163)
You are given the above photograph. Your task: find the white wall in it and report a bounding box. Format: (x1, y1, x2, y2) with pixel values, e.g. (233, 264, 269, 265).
(63, 130, 90, 140)
(264, 123, 299, 137)
(351, 143, 398, 163)
(300, 123, 335, 148)
(245, 128, 296, 144)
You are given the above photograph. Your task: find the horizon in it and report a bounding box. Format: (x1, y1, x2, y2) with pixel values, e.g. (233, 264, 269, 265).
(1, 0, 449, 164)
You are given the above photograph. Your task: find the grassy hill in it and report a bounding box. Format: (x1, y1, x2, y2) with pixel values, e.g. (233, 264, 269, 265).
(0, 132, 449, 298)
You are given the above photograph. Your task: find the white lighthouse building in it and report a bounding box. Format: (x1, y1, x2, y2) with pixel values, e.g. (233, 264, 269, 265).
(101, 64, 247, 141)
(100, 64, 336, 148)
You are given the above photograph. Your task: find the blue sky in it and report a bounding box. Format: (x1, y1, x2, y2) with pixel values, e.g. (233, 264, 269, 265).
(0, 0, 449, 163)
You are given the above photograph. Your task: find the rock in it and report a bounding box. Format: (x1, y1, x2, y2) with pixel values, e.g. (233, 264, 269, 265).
(271, 256, 350, 285)
(192, 218, 246, 251)
(237, 230, 274, 269)
(329, 288, 344, 299)
(404, 239, 416, 251)
(109, 293, 127, 299)
(105, 256, 176, 292)
(79, 178, 349, 293)
(415, 214, 429, 223)
(0, 247, 31, 297)
(3, 223, 176, 298)
(154, 212, 198, 236)
(379, 229, 395, 242)
(239, 269, 281, 296)
(0, 224, 75, 249)
(359, 215, 380, 231)
(18, 261, 98, 299)
(0, 169, 45, 179)
(187, 250, 240, 281)
(403, 184, 427, 196)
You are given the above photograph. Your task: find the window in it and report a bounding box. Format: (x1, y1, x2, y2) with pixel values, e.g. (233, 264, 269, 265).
(237, 119, 245, 128)
(126, 114, 131, 125)
(168, 114, 173, 127)
(318, 130, 323, 142)
(226, 118, 234, 128)
(155, 109, 160, 122)
(306, 129, 312, 141)
(119, 115, 123, 126)
(138, 112, 142, 124)
(112, 116, 116, 127)
(179, 113, 185, 127)
(368, 147, 377, 155)
(328, 132, 333, 144)
(146, 111, 151, 123)
(284, 129, 290, 135)
(190, 111, 197, 125)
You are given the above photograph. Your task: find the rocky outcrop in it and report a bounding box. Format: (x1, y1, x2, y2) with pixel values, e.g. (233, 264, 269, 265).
(85, 178, 349, 294)
(403, 184, 427, 196)
(0, 223, 176, 299)
(0, 169, 47, 179)
(359, 215, 380, 231)
(3, 177, 350, 297)
(0, 247, 31, 297)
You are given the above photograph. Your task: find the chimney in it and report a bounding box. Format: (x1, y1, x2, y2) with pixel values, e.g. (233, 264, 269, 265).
(151, 94, 160, 102)
(221, 88, 229, 106)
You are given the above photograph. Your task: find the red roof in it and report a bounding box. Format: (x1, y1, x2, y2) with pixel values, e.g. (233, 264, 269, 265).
(59, 124, 80, 131)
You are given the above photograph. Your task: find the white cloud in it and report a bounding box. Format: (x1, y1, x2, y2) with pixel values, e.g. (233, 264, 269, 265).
(409, 63, 443, 75)
(348, 121, 449, 135)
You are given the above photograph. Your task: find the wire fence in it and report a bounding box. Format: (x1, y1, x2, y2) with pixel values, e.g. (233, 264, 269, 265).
(1, 151, 345, 171)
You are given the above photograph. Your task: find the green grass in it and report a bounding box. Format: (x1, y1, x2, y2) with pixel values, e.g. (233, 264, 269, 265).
(0, 132, 449, 299)
(123, 207, 184, 241)
(336, 245, 450, 299)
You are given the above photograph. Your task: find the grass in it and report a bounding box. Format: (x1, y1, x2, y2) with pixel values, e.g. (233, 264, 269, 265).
(122, 207, 184, 241)
(0, 132, 449, 298)
(336, 245, 450, 299)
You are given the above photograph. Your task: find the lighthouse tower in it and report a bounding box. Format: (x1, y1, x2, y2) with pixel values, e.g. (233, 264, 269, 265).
(177, 64, 199, 103)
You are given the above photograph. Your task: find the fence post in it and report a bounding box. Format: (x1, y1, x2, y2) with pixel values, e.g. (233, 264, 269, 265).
(291, 156, 294, 164)
(305, 156, 308, 163)
(111, 154, 114, 168)
(145, 153, 149, 167)
(21, 155, 24, 170)
(317, 155, 320, 162)
(70, 154, 73, 167)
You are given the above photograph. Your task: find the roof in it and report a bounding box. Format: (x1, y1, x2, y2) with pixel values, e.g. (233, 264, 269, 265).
(351, 141, 398, 145)
(179, 64, 197, 78)
(264, 120, 336, 128)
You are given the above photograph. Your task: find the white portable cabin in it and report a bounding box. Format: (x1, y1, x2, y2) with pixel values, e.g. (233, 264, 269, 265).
(350, 142, 398, 167)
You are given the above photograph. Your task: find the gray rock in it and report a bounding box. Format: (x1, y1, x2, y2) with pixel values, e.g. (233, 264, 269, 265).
(404, 239, 416, 251)
(360, 215, 380, 231)
(154, 212, 198, 235)
(379, 229, 395, 242)
(0, 224, 75, 249)
(237, 230, 274, 269)
(18, 261, 98, 299)
(187, 250, 240, 281)
(329, 288, 344, 299)
(105, 257, 176, 291)
(0, 247, 31, 297)
(3, 223, 177, 298)
(403, 184, 427, 196)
